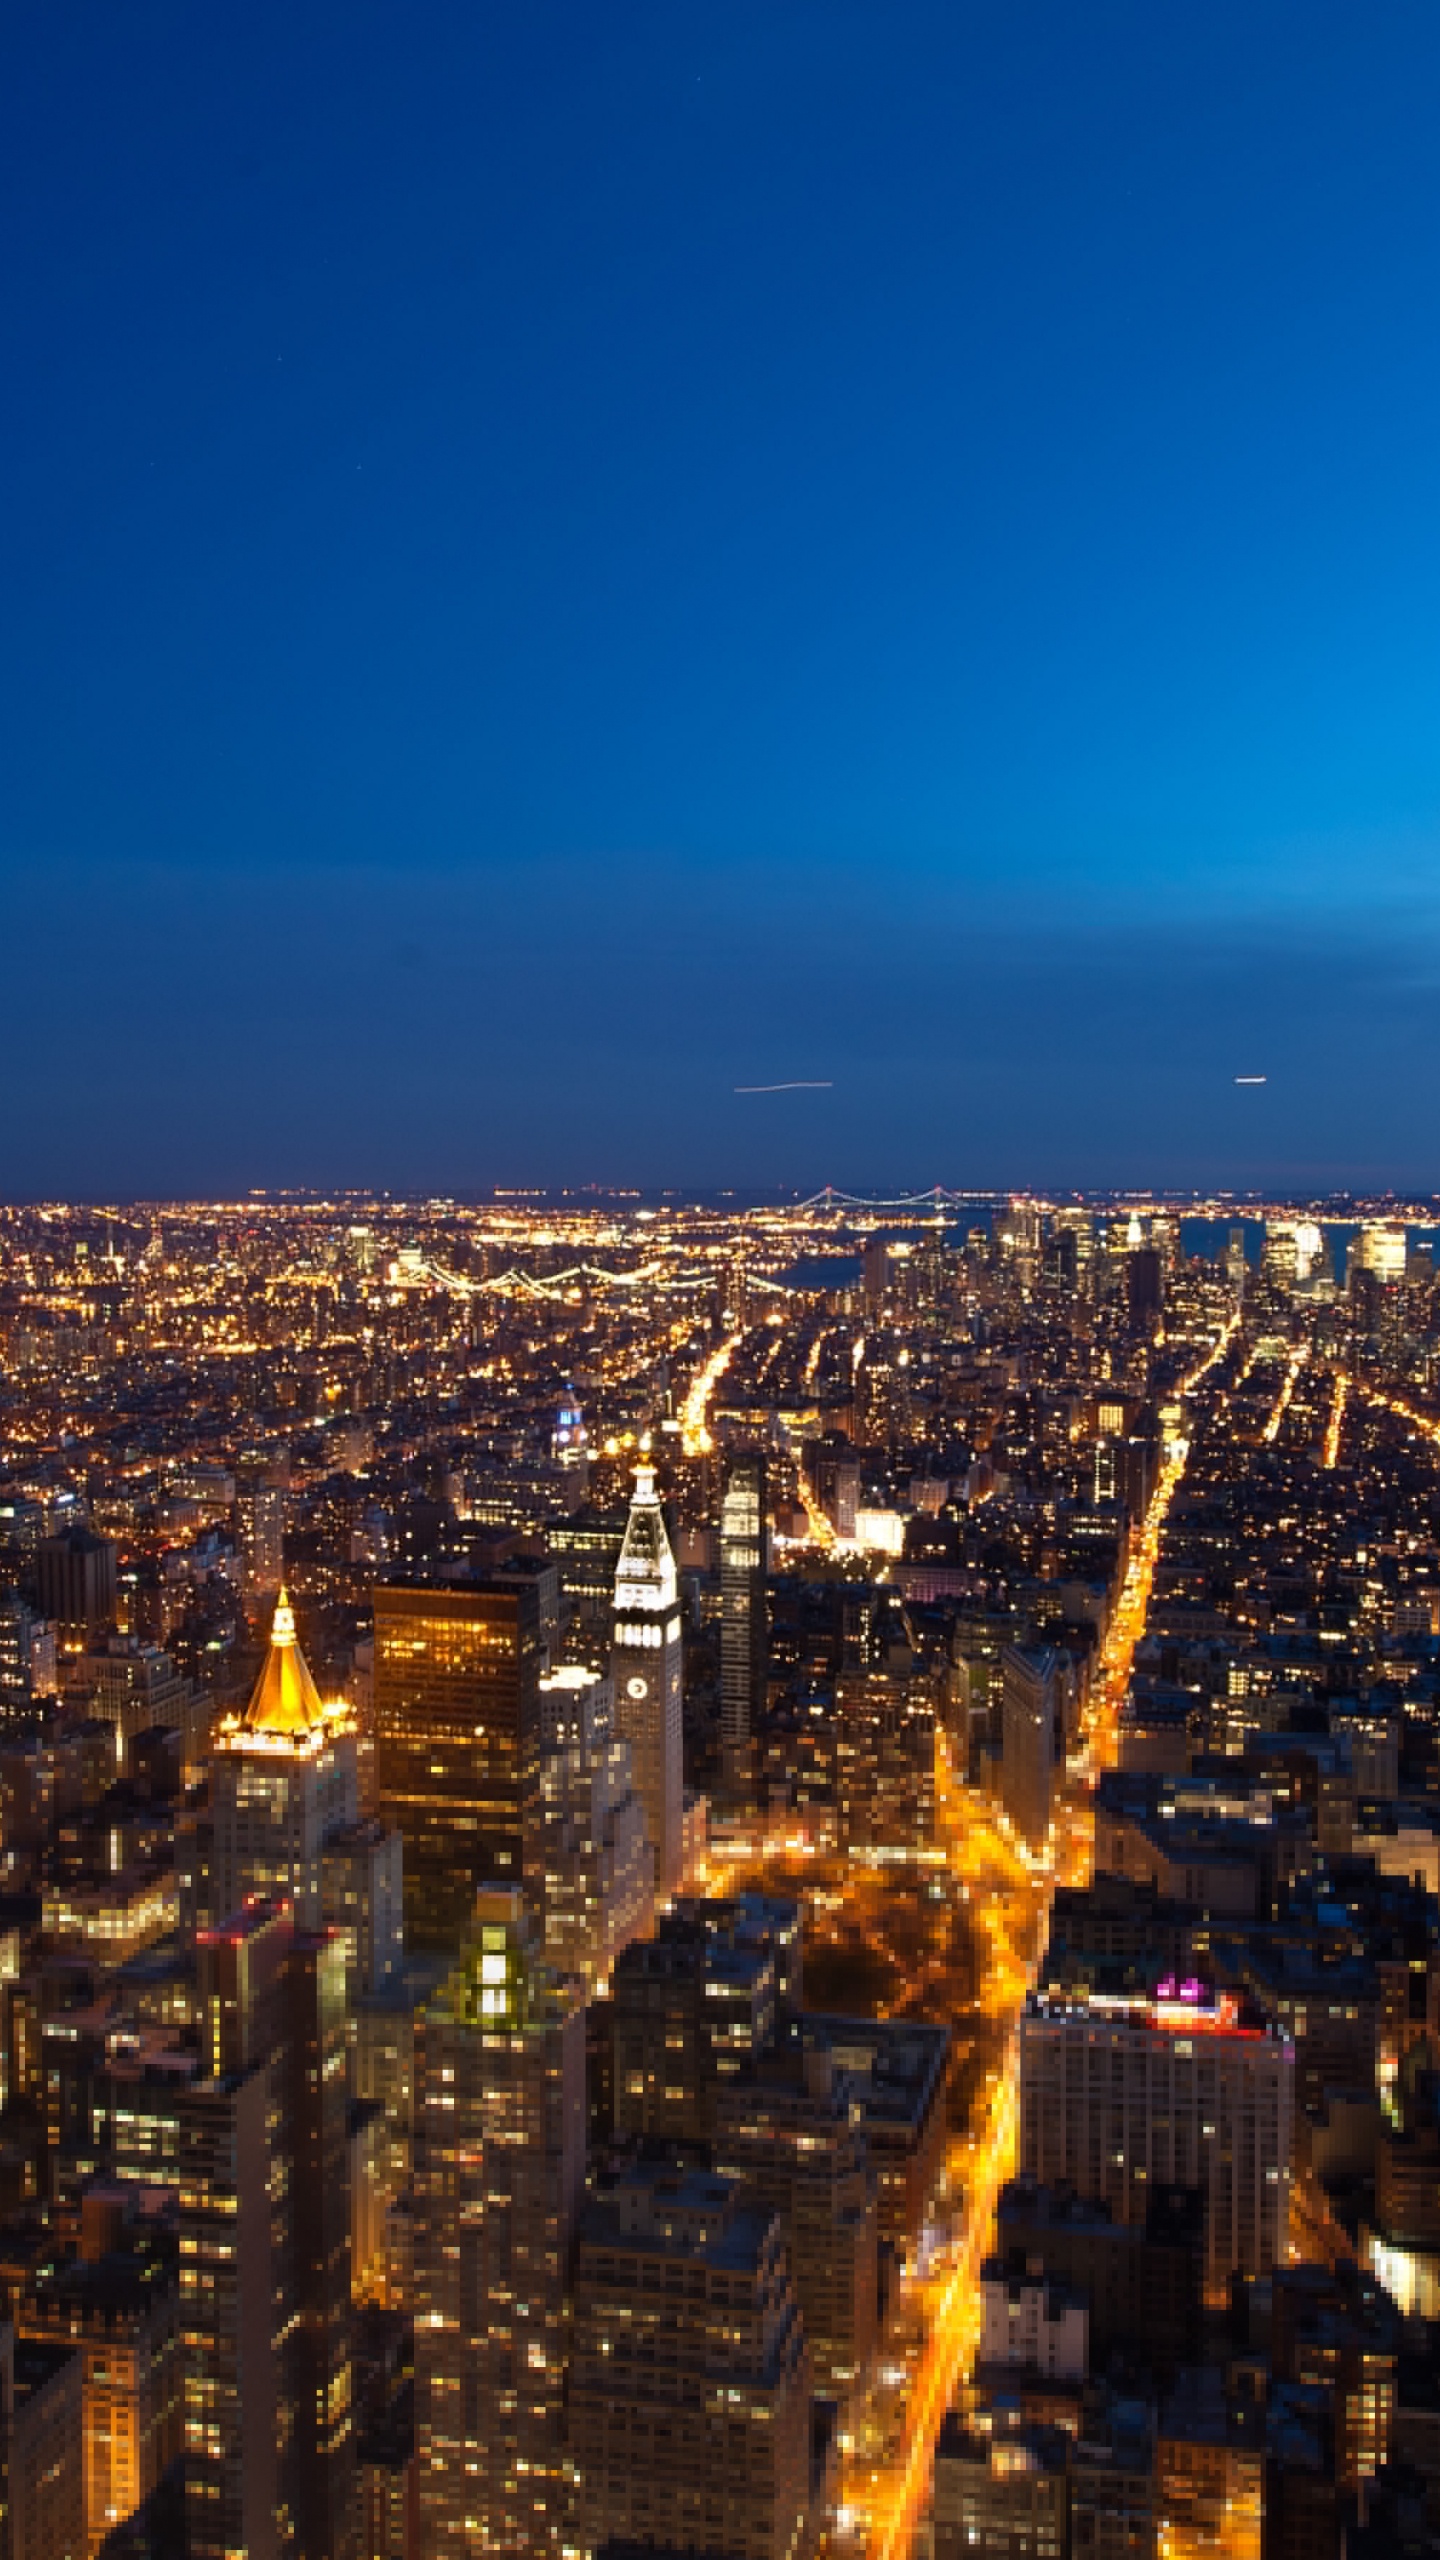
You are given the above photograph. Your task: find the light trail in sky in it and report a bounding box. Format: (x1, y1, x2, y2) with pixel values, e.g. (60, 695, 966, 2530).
(734, 1080, 834, 1093)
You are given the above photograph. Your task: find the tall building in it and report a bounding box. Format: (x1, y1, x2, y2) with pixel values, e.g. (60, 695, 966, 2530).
(1001, 1645, 1060, 1850)
(569, 2160, 814, 2560)
(34, 1528, 116, 1647)
(720, 1450, 768, 1806)
(1019, 1985, 1294, 2304)
(550, 1386, 590, 1508)
(1126, 1246, 1165, 1326)
(375, 1577, 544, 1948)
(610, 1462, 684, 1898)
(235, 1464, 287, 1601)
(209, 1591, 360, 1930)
(538, 1719, 653, 1998)
(182, 1901, 355, 2560)
(414, 1891, 585, 2560)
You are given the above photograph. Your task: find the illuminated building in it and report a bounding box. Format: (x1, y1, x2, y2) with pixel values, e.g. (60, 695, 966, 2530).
(1019, 1986, 1294, 2304)
(568, 2161, 813, 2560)
(0, 1594, 56, 1720)
(1353, 1220, 1408, 1283)
(1001, 1645, 1060, 1850)
(550, 1385, 590, 1506)
(978, 2258, 1087, 2381)
(720, 1449, 768, 1805)
(34, 1529, 117, 1648)
(414, 1890, 584, 2559)
(321, 1820, 404, 2001)
(538, 1716, 653, 1998)
(209, 1591, 361, 1931)
(1270, 2261, 1401, 2490)
(931, 2408, 1068, 2560)
(40, 1872, 179, 1969)
(834, 1663, 935, 1854)
(61, 1637, 194, 1774)
(18, 2200, 181, 2558)
(712, 2039, 879, 2409)
(799, 2015, 950, 2258)
(235, 1464, 287, 1601)
(375, 1577, 544, 1948)
(608, 1895, 800, 2149)
(610, 1461, 684, 1897)
(182, 1902, 355, 2560)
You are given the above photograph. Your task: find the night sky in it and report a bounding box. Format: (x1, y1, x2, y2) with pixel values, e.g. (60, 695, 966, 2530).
(5, 4, 1440, 1198)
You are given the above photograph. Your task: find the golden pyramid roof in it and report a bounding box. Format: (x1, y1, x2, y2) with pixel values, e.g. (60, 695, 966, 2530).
(242, 1588, 326, 1739)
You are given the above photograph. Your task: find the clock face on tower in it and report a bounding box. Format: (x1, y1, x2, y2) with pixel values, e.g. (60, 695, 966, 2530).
(626, 1674, 649, 1701)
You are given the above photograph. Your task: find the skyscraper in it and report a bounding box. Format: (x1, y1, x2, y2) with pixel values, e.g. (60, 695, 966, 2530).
(720, 1449, 768, 1806)
(414, 1891, 585, 2559)
(610, 1461, 684, 1898)
(375, 1577, 544, 1948)
(209, 1590, 359, 1929)
(183, 1901, 355, 2560)
(1001, 1644, 1060, 1850)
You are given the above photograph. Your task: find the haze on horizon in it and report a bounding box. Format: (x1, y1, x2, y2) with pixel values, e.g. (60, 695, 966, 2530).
(4, 3, 1440, 1200)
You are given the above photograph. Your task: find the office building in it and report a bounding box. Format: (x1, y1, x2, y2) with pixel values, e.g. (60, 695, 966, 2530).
(1126, 1247, 1164, 1326)
(608, 1894, 801, 2148)
(18, 2199, 182, 2559)
(0, 1595, 56, 1721)
(610, 1461, 684, 1897)
(375, 1577, 544, 1948)
(182, 1902, 354, 2560)
(712, 2040, 879, 2408)
(235, 1465, 287, 1601)
(34, 1529, 117, 1648)
(931, 2408, 1068, 2560)
(834, 1664, 936, 1854)
(1002, 1645, 1061, 1850)
(414, 1891, 584, 2560)
(0, 2324, 85, 2560)
(538, 1720, 653, 1998)
(1019, 1986, 1294, 2304)
(720, 1450, 768, 1805)
(62, 1637, 194, 1774)
(569, 2161, 813, 2560)
(209, 1590, 360, 1931)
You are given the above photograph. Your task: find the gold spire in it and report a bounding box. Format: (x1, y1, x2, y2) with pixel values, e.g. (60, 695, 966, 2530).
(242, 1586, 325, 1739)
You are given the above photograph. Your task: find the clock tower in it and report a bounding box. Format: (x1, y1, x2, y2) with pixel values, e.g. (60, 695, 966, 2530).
(610, 1457, 684, 1896)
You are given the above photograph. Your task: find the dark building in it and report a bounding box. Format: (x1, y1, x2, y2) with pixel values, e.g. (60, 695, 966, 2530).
(182, 1903, 355, 2560)
(608, 1895, 801, 2150)
(1126, 1248, 1165, 1326)
(719, 1451, 768, 1807)
(33, 1531, 117, 1648)
(996, 2177, 1205, 2380)
(1, 2326, 85, 2560)
(375, 1577, 544, 1948)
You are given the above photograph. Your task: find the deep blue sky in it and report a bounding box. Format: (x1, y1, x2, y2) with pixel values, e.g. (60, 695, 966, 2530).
(5, 3, 1440, 1197)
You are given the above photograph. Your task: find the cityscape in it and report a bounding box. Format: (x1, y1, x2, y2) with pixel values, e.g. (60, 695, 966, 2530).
(1, 1190, 1439, 2556)
(9, 5, 1440, 2557)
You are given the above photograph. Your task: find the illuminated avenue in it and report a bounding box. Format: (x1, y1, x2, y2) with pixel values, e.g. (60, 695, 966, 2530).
(2, 1190, 1440, 2559)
